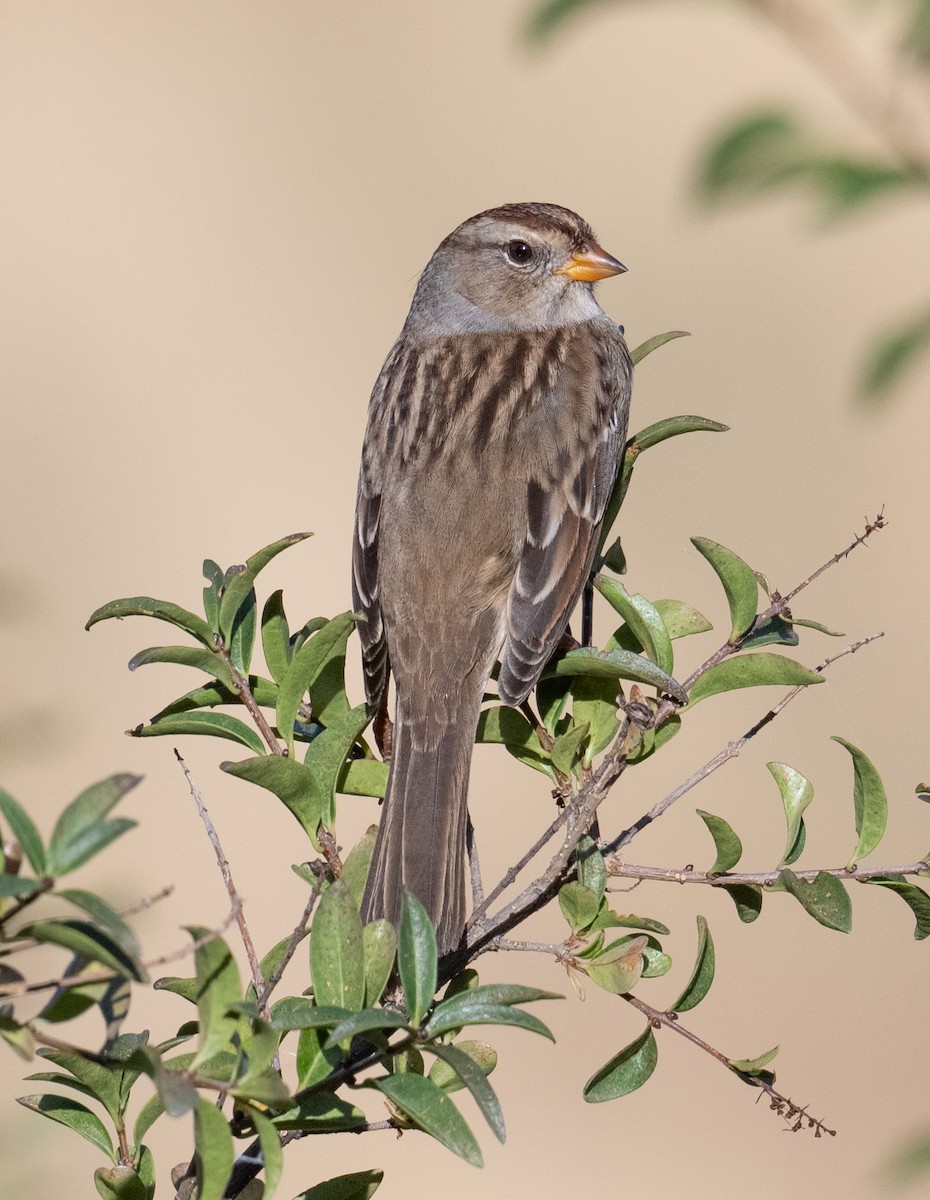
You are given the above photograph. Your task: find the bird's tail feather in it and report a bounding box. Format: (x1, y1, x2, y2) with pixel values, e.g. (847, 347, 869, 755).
(360, 701, 474, 954)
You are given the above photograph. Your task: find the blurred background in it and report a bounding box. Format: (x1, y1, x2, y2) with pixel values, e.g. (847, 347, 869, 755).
(2, 1, 929, 1195)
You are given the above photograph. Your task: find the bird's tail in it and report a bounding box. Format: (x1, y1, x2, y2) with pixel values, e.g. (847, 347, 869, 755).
(360, 698, 476, 954)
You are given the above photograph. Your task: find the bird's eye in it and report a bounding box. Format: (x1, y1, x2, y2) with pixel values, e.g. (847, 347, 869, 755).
(505, 239, 535, 266)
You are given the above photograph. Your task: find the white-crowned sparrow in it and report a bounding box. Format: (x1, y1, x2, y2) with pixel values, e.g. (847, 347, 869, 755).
(353, 202, 632, 952)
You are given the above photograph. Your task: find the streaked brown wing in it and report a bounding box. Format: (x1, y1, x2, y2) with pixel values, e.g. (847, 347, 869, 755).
(497, 327, 632, 706)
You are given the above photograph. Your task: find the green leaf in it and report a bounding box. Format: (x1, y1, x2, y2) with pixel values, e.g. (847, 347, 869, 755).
(151, 676, 278, 718)
(47, 773, 142, 877)
(570, 676, 621, 765)
(261, 590, 291, 684)
(295, 1025, 344, 1091)
(86, 596, 215, 645)
(780, 870, 852, 933)
(670, 916, 715, 1013)
(690, 537, 758, 642)
(549, 720, 590, 777)
(34, 1044, 123, 1124)
(56, 889, 141, 961)
(739, 614, 799, 650)
(223, 755, 323, 845)
(269, 1000, 350, 1031)
(187, 928, 242, 1068)
(249, 1107, 283, 1200)
(302, 703, 375, 835)
(363, 919, 397, 1007)
(594, 577, 674, 674)
(127, 644, 233, 689)
(193, 1097, 234, 1200)
(584, 936, 646, 995)
(792, 617, 844, 637)
(273, 1091, 367, 1132)
(93, 1163, 151, 1200)
(0, 787, 46, 875)
(574, 835, 606, 904)
(343, 826, 377, 909)
(767, 762, 814, 868)
(428, 1039, 497, 1091)
(20, 919, 144, 980)
(475, 705, 553, 777)
(291, 1170, 383, 1200)
(589, 909, 670, 936)
(16, 1093, 116, 1159)
(371, 1073, 482, 1166)
(311, 879, 365, 1012)
(626, 714, 681, 764)
(324, 1008, 409, 1048)
(687, 653, 823, 706)
(630, 330, 691, 365)
(730, 1045, 779, 1075)
(722, 883, 763, 923)
(399, 890, 438, 1027)
(552, 646, 687, 703)
(583, 1027, 658, 1103)
(133, 711, 265, 755)
(427, 1042, 505, 1143)
(832, 737, 888, 867)
(653, 598, 713, 640)
(696, 810, 743, 874)
(860, 306, 930, 400)
(339, 760, 388, 799)
(558, 881, 600, 934)
(425, 993, 558, 1041)
(525, 0, 602, 41)
(865, 877, 930, 940)
(0, 875, 46, 897)
(276, 612, 358, 756)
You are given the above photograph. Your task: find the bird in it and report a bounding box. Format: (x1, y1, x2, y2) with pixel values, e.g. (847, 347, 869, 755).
(352, 202, 633, 954)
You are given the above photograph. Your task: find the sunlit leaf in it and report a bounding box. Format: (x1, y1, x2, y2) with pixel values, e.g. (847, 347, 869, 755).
(766, 761, 814, 868)
(730, 1045, 780, 1075)
(223, 756, 324, 846)
(291, 1170, 383, 1200)
(780, 870, 852, 933)
(187, 927, 242, 1068)
(363, 920, 397, 1007)
(558, 881, 600, 934)
(687, 653, 822, 706)
(47, 774, 142, 877)
(399, 890, 438, 1027)
(476, 705, 553, 777)
(865, 876, 930, 940)
(691, 537, 758, 642)
(594, 577, 673, 674)
(16, 1093, 115, 1159)
(20, 920, 144, 981)
(371, 1074, 482, 1166)
(0, 787, 46, 875)
(574, 835, 606, 904)
(550, 720, 590, 777)
(276, 613, 358, 756)
(583, 1027, 657, 1102)
(552, 646, 686, 703)
(127, 645, 233, 689)
(311, 880, 365, 1013)
(670, 916, 715, 1013)
(427, 1042, 505, 1143)
(132, 711, 265, 755)
(193, 1097, 234, 1200)
(630, 330, 690, 365)
(653, 598, 713, 640)
(833, 737, 888, 867)
(696, 809, 743, 874)
(248, 1107, 283, 1200)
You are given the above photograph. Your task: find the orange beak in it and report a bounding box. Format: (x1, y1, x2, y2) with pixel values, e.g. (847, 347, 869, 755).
(554, 242, 627, 283)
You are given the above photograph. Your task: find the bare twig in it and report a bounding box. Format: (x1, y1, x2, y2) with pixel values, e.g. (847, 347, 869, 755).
(466, 813, 485, 911)
(606, 858, 929, 887)
(255, 882, 323, 1008)
(623, 992, 836, 1137)
(175, 751, 267, 1012)
(118, 885, 175, 918)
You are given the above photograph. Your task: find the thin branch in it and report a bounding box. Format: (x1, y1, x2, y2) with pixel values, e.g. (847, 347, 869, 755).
(602, 632, 884, 858)
(623, 992, 836, 1137)
(214, 638, 285, 756)
(0, 878, 54, 927)
(175, 751, 267, 1013)
(466, 813, 485, 912)
(606, 858, 929, 887)
(118, 885, 175, 918)
(255, 881, 322, 1009)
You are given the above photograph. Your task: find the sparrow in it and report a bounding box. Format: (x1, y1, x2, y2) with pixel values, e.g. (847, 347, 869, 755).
(352, 202, 632, 953)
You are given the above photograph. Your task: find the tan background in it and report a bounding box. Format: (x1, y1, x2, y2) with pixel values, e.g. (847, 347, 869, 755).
(2, 2, 929, 1196)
